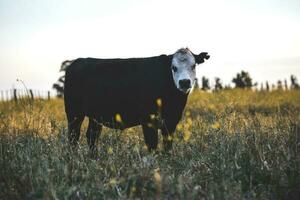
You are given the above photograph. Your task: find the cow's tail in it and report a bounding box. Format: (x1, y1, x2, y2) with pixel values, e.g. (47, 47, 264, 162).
(60, 59, 74, 72)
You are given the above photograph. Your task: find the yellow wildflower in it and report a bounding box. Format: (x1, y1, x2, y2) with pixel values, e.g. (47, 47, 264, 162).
(176, 124, 183, 131)
(109, 178, 117, 186)
(156, 98, 162, 107)
(208, 104, 215, 110)
(185, 111, 191, 116)
(115, 113, 122, 122)
(107, 147, 113, 154)
(184, 123, 190, 129)
(211, 121, 220, 129)
(183, 130, 191, 141)
(187, 117, 193, 126)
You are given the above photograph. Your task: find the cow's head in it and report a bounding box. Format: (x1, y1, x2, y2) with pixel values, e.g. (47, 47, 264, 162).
(171, 48, 210, 93)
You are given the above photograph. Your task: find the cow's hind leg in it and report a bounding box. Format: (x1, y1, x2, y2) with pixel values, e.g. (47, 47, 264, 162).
(86, 118, 102, 156)
(68, 115, 84, 147)
(142, 123, 158, 152)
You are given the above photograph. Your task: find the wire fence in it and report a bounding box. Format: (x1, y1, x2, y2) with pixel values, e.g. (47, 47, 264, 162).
(0, 89, 52, 102)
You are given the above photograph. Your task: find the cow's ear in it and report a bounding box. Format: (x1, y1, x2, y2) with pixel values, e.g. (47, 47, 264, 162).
(194, 52, 210, 64)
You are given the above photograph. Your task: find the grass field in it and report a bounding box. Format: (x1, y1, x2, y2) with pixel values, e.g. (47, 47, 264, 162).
(0, 89, 300, 199)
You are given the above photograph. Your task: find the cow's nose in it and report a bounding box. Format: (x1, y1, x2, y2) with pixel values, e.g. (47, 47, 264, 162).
(179, 79, 191, 89)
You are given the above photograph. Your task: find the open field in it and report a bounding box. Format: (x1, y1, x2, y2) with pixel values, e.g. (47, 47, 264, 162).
(0, 90, 300, 199)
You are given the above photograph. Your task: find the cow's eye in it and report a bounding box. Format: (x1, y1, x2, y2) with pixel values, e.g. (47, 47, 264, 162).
(192, 64, 196, 70)
(172, 66, 178, 72)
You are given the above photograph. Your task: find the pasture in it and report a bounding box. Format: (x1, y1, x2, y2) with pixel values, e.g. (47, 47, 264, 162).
(0, 89, 299, 199)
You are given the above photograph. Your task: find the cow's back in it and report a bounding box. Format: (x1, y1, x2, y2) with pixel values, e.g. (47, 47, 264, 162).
(64, 55, 175, 127)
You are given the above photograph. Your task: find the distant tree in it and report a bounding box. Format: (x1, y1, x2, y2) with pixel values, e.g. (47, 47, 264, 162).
(260, 83, 264, 91)
(271, 84, 276, 91)
(201, 76, 210, 91)
(277, 80, 283, 90)
(232, 73, 243, 88)
(52, 83, 64, 98)
(224, 84, 232, 90)
(291, 75, 300, 90)
(266, 81, 270, 91)
(232, 70, 257, 89)
(214, 77, 223, 91)
(284, 79, 288, 91)
(194, 78, 199, 89)
(52, 60, 70, 98)
(52, 75, 65, 98)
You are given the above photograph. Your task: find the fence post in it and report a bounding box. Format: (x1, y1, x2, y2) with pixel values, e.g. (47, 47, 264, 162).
(48, 91, 50, 100)
(6, 90, 9, 101)
(29, 89, 34, 100)
(1, 90, 3, 101)
(13, 89, 18, 102)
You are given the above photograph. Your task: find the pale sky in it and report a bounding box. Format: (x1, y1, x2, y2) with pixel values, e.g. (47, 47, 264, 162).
(0, 0, 300, 90)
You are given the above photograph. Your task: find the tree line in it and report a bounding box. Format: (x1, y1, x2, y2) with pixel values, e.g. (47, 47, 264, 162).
(195, 71, 300, 92)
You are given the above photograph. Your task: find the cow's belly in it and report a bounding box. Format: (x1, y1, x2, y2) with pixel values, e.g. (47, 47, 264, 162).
(81, 85, 162, 129)
(82, 98, 155, 129)
(98, 115, 141, 130)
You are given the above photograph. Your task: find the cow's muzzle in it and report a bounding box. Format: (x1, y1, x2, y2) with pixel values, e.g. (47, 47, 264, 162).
(179, 79, 191, 91)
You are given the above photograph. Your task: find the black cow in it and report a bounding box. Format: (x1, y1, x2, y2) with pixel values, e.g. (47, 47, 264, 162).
(63, 48, 209, 153)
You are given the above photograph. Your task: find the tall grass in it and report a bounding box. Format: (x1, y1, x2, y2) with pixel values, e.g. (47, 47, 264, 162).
(0, 90, 299, 199)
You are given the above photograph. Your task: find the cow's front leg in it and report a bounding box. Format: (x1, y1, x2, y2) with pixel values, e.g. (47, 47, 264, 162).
(161, 120, 177, 152)
(86, 118, 102, 156)
(142, 123, 158, 152)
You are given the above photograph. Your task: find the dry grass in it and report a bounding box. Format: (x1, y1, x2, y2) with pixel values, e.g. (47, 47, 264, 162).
(0, 89, 300, 199)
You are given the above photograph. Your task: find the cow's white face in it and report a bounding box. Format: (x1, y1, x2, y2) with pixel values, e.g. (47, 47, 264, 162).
(171, 48, 196, 93)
